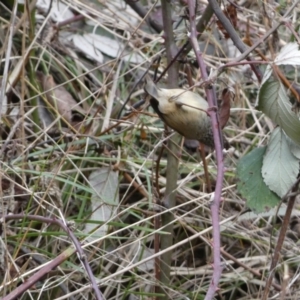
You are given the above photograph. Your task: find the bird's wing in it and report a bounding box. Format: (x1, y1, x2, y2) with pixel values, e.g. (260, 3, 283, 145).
(175, 91, 208, 114)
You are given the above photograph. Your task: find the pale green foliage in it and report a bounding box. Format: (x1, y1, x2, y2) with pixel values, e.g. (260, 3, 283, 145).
(85, 167, 119, 240)
(258, 80, 300, 146)
(237, 147, 280, 212)
(262, 127, 299, 198)
(238, 43, 300, 209)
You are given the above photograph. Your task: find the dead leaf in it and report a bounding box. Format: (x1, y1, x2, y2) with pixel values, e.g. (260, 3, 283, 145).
(140, 127, 147, 140)
(38, 72, 86, 124)
(219, 88, 233, 129)
(216, 4, 237, 39)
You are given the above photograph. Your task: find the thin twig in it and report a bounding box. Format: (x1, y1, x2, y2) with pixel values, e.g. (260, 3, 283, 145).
(158, 0, 180, 298)
(187, 1, 224, 299)
(0, 1, 18, 118)
(124, 0, 162, 33)
(262, 177, 300, 300)
(230, 0, 299, 63)
(1, 214, 105, 300)
(208, 0, 262, 82)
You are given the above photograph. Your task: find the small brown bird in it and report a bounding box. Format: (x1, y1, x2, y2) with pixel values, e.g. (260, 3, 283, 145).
(144, 77, 228, 148)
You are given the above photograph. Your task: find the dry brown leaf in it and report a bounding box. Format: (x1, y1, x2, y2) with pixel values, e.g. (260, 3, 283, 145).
(216, 4, 237, 39)
(219, 88, 233, 129)
(38, 73, 85, 124)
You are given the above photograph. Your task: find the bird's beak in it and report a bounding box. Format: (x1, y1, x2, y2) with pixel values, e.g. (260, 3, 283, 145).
(144, 76, 159, 100)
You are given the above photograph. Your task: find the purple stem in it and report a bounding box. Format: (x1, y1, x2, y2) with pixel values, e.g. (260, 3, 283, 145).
(187, 1, 224, 299)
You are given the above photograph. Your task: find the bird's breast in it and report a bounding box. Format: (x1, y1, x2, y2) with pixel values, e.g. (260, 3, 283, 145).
(163, 108, 211, 140)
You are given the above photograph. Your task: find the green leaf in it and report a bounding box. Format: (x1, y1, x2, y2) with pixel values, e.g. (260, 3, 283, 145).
(237, 147, 280, 212)
(274, 42, 300, 66)
(257, 80, 300, 145)
(85, 167, 119, 240)
(287, 135, 300, 159)
(89, 167, 119, 206)
(262, 127, 299, 198)
(259, 43, 300, 86)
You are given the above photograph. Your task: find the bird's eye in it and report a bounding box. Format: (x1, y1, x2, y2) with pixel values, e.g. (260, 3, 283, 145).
(169, 95, 178, 102)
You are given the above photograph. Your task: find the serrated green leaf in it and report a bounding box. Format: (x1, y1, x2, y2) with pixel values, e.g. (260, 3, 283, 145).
(260, 64, 273, 88)
(274, 42, 300, 66)
(237, 147, 280, 212)
(258, 43, 300, 90)
(262, 127, 299, 198)
(287, 135, 300, 159)
(258, 80, 300, 145)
